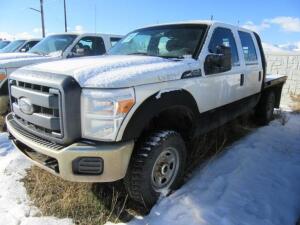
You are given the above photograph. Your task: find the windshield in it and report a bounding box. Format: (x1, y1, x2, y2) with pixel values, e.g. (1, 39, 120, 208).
(109, 25, 207, 59)
(29, 34, 77, 55)
(0, 41, 10, 49)
(0, 40, 25, 53)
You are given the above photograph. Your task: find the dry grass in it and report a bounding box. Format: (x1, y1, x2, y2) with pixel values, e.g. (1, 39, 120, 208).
(0, 116, 4, 132)
(23, 167, 144, 225)
(291, 94, 300, 113)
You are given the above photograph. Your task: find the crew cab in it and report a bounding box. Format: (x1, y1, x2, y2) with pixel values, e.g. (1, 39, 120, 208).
(0, 33, 122, 114)
(6, 21, 287, 207)
(0, 39, 41, 53)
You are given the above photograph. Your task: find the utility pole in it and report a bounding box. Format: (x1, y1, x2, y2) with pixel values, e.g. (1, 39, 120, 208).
(30, 0, 45, 37)
(64, 0, 68, 32)
(40, 0, 45, 37)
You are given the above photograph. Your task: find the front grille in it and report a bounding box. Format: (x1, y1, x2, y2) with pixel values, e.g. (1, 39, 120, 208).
(10, 80, 62, 138)
(9, 70, 81, 145)
(8, 114, 64, 150)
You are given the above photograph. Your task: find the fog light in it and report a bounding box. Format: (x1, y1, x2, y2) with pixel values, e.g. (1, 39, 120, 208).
(72, 157, 104, 175)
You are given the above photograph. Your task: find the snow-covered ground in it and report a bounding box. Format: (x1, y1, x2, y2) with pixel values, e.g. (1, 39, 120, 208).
(0, 113, 300, 225)
(0, 133, 73, 225)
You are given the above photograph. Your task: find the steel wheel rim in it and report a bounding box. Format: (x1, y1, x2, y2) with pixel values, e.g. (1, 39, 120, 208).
(151, 147, 180, 191)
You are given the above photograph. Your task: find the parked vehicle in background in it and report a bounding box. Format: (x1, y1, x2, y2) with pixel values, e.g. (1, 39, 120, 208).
(0, 33, 123, 114)
(0, 41, 11, 50)
(0, 39, 41, 53)
(6, 21, 287, 207)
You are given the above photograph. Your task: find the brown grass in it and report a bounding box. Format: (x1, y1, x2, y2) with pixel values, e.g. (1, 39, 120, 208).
(23, 167, 144, 225)
(0, 116, 4, 132)
(291, 94, 300, 113)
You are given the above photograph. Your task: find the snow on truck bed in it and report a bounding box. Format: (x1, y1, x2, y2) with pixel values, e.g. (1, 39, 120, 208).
(0, 113, 300, 225)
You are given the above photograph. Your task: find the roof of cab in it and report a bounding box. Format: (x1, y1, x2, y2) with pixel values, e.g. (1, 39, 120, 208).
(46, 32, 123, 38)
(138, 20, 255, 33)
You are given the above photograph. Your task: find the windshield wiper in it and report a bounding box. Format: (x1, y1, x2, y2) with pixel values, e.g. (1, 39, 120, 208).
(128, 52, 150, 56)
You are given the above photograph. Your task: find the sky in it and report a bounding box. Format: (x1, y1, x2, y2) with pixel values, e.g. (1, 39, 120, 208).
(0, 0, 300, 46)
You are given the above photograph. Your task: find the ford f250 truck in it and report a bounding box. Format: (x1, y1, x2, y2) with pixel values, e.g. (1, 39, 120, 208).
(6, 21, 287, 207)
(0, 33, 122, 114)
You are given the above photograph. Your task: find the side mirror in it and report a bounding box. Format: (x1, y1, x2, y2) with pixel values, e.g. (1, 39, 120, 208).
(204, 45, 232, 75)
(75, 48, 85, 56)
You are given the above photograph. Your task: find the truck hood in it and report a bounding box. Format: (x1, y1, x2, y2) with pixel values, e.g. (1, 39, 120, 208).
(22, 55, 200, 88)
(0, 52, 61, 69)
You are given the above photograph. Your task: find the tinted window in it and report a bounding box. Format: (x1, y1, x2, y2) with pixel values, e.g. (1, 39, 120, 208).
(110, 37, 121, 47)
(73, 36, 106, 56)
(208, 27, 239, 67)
(238, 31, 258, 64)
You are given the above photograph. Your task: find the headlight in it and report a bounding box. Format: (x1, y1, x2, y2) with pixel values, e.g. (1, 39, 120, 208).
(81, 88, 135, 141)
(0, 69, 7, 81)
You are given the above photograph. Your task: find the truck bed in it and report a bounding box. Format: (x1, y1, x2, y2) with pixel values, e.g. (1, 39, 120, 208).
(264, 74, 287, 89)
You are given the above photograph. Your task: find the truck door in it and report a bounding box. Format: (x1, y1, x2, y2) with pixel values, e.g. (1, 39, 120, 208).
(237, 31, 263, 97)
(199, 26, 243, 110)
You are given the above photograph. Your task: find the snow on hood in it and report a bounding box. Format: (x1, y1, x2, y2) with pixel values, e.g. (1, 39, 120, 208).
(0, 52, 61, 69)
(22, 55, 200, 88)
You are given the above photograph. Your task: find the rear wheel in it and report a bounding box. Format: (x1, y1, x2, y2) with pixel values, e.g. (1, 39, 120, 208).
(255, 91, 276, 125)
(124, 130, 186, 208)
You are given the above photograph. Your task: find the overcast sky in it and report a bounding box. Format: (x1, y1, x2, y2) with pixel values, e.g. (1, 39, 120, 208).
(0, 0, 299, 46)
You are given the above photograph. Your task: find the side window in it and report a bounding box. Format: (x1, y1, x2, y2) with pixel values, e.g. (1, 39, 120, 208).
(238, 31, 258, 64)
(208, 27, 240, 67)
(110, 37, 121, 47)
(73, 36, 106, 57)
(19, 41, 39, 52)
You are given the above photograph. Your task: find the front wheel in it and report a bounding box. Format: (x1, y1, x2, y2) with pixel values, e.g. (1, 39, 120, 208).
(124, 130, 186, 208)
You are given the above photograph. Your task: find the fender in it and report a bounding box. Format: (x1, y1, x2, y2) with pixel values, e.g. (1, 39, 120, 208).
(121, 89, 200, 141)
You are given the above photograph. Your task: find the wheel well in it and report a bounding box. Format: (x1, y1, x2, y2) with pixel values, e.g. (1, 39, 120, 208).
(0, 78, 8, 96)
(121, 89, 199, 142)
(140, 106, 195, 142)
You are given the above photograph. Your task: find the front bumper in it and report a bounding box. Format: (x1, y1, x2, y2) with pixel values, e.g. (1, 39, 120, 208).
(6, 113, 134, 182)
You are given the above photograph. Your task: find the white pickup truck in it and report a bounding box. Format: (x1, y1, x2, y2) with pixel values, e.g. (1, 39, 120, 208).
(0, 33, 122, 114)
(6, 21, 287, 207)
(0, 39, 41, 53)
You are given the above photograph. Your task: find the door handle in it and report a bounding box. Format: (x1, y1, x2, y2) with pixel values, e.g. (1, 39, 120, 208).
(258, 71, 262, 81)
(240, 74, 244, 86)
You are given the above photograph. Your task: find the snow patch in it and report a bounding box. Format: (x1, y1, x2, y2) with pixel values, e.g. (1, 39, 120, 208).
(156, 88, 182, 99)
(0, 133, 73, 225)
(109, 113, 300, 225)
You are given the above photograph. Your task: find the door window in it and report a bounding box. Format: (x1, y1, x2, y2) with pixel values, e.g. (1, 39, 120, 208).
(73, 36, 106, 56)
(208, 27, 240, 67)
(110, 37, 121, 47)
(238, 31, 258, 65)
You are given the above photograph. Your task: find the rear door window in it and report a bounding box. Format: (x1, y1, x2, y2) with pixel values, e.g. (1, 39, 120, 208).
(238, 31, 258, 65)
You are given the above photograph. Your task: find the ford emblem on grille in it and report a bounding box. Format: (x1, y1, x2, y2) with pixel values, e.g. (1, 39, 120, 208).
(18, 97, 34, 115)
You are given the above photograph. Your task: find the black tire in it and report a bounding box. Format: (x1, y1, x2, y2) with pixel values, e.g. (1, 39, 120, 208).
(255, 91, 276, 125)
(124, 130, 186, 208)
